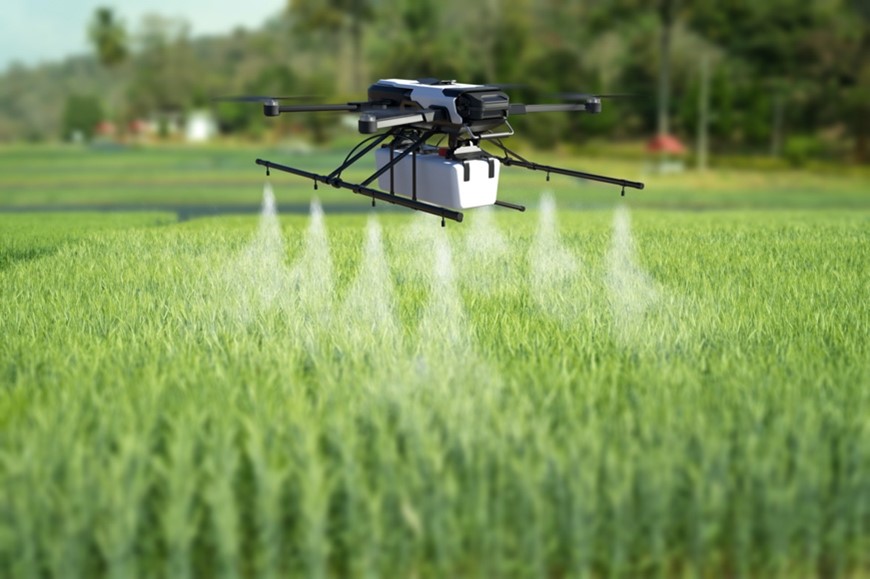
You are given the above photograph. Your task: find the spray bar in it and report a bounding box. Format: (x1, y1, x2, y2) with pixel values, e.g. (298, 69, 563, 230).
(500, 157, 645, 191)
(255, 158, 464, 223)
(488, 139, 645, 192)
(494, 200, 526, 212)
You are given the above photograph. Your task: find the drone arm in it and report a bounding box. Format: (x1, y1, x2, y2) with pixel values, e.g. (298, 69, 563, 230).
(276, 104, 361, 114)
(358, 110, 440, 133)
(508, 102, 602, 115)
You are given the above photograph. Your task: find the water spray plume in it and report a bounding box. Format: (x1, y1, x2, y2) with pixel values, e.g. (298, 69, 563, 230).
(289, 198, 336, 329)
(339, 215, 401, 351)
(529, 191, 586, 323)
(219, 182, 292, 324)
(465, 207, 507, 257)
(461, 207, 512, 295)
(606, 205, 659, 343)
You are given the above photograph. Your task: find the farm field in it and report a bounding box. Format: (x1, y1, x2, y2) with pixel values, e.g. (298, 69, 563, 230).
(1, 143, 869, 211)
(1, 145, 869, 577)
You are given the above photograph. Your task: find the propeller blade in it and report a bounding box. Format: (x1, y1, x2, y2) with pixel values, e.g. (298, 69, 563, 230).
(212, 95, 319, 103)
(508, 103, 591, 115)
(486, 82, 527, 91)
(557, 92, 634, 101)
(278, 104, 360, 113)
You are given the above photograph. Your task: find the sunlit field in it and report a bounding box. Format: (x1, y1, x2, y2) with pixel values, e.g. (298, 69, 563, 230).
(1, 145, 868, 576)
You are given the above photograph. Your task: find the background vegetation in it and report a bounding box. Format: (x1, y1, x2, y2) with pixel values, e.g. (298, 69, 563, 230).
(0, 0, 867, 164)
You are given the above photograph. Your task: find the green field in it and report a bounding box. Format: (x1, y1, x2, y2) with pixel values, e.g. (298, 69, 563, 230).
(2, 143, 869, 210)
(1, 145, 869, 577)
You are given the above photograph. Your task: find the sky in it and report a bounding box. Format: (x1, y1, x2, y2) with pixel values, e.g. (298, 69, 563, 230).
(0, 0, 286, 72)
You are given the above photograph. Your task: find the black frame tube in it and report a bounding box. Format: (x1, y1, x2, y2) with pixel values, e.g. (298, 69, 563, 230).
(328, 129, 395, 180)
(489, 140, 644, 192)
(361, 128, 437, 187)
(256, 158, 463, 222)
(494, 200, 526, 212)
(500, 157, 645, 190)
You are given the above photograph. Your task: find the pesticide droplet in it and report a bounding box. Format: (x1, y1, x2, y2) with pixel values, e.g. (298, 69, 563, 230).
(220, 182, 291, 323)
(529, 191, 587, 324)
(606, 205, 659, 343)
(461, 207, 511, 295)
(287, 197, 335, 329)
(339, 215, 400, 351)
(262, 181, 276, 217)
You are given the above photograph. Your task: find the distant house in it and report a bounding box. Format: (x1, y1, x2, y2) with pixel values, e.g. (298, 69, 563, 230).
(185, 110, 217, 143)
(647, 133, 687, 174)
(647, 134, 686, 155)
(128, 119, 152, 137)
(94, 120, 117, 138)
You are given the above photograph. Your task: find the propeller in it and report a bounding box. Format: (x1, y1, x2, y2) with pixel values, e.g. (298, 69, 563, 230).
(212, 95, 319, 103)
(557, 92, 635, 101)
(486, 82, 527, 91)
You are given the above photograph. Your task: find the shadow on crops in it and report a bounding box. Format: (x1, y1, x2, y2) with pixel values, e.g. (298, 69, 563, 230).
(0, 247, 60, 271)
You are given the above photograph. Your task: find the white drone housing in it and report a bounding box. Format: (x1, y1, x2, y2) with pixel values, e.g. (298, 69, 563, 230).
(375, 144, 499, 210)
(374, 79, 489, 124)
(244, 76, 644, 223)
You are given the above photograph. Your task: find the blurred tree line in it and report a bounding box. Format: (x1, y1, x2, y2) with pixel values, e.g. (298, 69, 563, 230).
(0, 0, 866, 163)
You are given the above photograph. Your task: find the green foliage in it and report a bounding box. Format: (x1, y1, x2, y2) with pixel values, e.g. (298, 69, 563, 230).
(0, 206, 868, 576)
(1, 0, 869, 154)
(88, 7, 128, 68)
(783, 135, 826, 167)
(126, 15, 195, 118)
(61, 94, 104, 141)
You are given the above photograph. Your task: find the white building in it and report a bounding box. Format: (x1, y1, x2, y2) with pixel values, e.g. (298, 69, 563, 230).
(185, 110, 217, 143)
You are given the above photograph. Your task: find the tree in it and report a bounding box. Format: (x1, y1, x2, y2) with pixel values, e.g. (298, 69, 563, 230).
(657, 0, 676, 137)
(88, 7, 128, 68)
(61, 94, 103, 141)
(127, 15, 195, 120)
(290, 0, 375, 92)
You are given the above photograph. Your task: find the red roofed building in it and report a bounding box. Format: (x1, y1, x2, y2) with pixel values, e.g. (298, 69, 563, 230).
(94, 120, 116, 137)
(647, 133, 686, 155)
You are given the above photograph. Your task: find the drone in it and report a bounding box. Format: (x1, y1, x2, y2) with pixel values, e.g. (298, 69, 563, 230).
(218, 78, 644, 224)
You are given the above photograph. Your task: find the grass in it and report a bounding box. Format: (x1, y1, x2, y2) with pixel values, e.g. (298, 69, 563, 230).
(2, 141, 868, 210)
(0, 144, 869, 576)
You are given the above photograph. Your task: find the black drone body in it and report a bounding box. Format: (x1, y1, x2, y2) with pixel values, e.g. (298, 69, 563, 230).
(220, 78, 644, 224)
